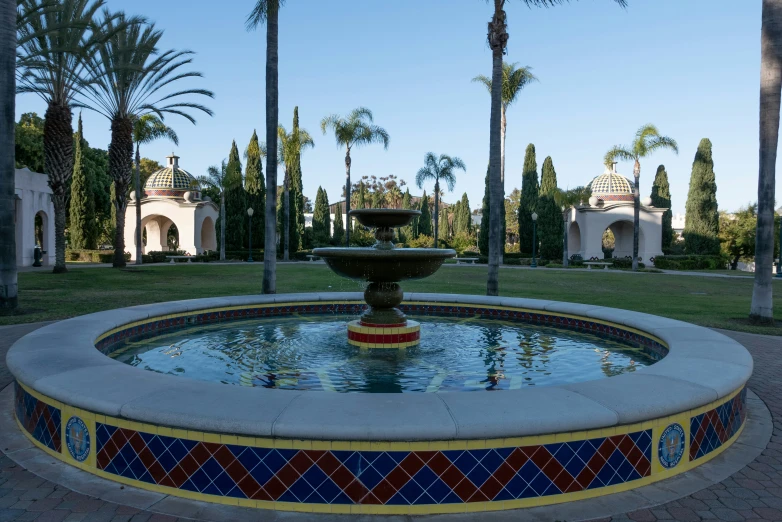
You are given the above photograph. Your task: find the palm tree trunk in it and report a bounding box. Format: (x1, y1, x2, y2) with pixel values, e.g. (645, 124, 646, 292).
(0, 0, 17, 309)
(220, 192, 226, 260)
(344, 149, 351, 247)
(486, 0, 507, 296)
(134, 144, 142, 265)
(109, 116, 133, 268)
(632, 162, 640, 271)
(284, 170, 290, 261)
(751, 0, 782, 324)
(262, 4, 279, 294)
(501, 105, 507, 185)
(43, 101, 73, 274)
(562, 210, 569, 267)
(433, 179, 440, 248)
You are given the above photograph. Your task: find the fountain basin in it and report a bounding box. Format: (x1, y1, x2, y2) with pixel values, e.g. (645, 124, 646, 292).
(7, 293, 752, 514)
(313, 247, 455, 282)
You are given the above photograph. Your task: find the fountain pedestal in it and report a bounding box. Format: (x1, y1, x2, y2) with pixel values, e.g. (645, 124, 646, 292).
(313, 209, 456, 348)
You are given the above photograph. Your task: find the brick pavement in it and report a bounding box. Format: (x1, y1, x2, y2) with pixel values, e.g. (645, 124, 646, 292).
(0, 323, 779, 521)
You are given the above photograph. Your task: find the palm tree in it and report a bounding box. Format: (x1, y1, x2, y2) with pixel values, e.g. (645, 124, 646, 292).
(247, 0, 283, 293)
(604, 124, 678, 271)
(78, 14, 213, 268)
(132, 114, 178, 265)
(483, 0, 627, 296)
(1, 0, 16, 308)
(387, 185, 403, 209)
(15, 0, 115, 273)
(751, 0, 781, 324)
(197, 162, 233, 261)
(277, 123, 314, 261)
(473, 62, 537, 184)
(416, 153, 466, 248)
(320, 107, 389, 246)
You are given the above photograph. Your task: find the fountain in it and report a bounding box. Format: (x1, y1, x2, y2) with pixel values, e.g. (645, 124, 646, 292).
(313, 209, 456, 347)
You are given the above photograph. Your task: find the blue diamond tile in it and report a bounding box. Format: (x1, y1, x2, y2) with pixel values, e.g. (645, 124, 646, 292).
(441, 491, 462, 504)
(331, 492, 353, 505)
(371, 452, 397, 476)
(465, 463, 491, 487)
(262, 450, 288, 472)
(478, 449, 504, 475)
(425, 477, 452, 504)
(212, 471, 238, 496)
(301, 464, 329, 489)
(236, 448, 261, 472)
(201, 458, 225, 481)
(452, 452, 479, 475)
(529, 472, 553, 496)
(387, 491, 409, 505)
(357, 465, 384, 490)
(314, 478, 341, 504)
(288, 477, 315, 502)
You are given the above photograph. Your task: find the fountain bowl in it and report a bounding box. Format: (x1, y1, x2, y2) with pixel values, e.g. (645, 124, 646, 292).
(312, 247, 455, 283)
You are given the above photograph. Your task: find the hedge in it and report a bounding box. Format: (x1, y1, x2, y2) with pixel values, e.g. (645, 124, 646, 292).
(652, 255, 727, 270)
(66, 249, 130, 263)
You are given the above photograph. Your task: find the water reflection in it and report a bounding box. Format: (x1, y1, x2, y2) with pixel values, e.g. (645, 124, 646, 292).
(116, 316, 656, 393)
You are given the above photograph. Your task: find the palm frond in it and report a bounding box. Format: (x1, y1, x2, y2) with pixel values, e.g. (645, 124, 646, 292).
(77, 13, 213, 125)
(645, 135, 679, 156)
(245, 0, 285, 30)
(472, 74, 492, 94)
(604, 146, 634, 166)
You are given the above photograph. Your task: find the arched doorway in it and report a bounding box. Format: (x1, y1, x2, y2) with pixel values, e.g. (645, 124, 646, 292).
(34, 210, 48, 265)
(142, 215, 179, 253)
(200, 216, 216, 251)
(605, 220, 644, 260)
(568, 221, 581, 254)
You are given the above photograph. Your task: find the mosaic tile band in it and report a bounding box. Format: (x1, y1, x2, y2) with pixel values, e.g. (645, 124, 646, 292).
(14, 380, 746, 514)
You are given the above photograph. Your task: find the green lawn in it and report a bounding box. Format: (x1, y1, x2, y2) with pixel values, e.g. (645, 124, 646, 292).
(2, 263, 780, 336)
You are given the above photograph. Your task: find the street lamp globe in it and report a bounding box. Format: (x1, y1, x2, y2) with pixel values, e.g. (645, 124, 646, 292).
(247, 207, 254, 217)
(531, 212, 538, 222)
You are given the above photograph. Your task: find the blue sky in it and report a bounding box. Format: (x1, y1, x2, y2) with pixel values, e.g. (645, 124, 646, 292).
(16, 0, 773, 214)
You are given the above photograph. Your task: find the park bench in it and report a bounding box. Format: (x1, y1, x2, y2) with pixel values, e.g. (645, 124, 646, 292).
(583, 261, 612, 270)
(306, 255, 321, 262)
(166, 255, 192, 264)
(456, 257, 479, 265)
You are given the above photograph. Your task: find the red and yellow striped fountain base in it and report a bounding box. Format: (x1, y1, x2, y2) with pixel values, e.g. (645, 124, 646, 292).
(346, 320, 421, 348)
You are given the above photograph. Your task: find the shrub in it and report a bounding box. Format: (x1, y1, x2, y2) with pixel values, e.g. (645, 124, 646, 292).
(408, 235, 434, 248)
(610, 257, 645, 270)
(546, 263, 563, 268)
(450, 232, 476, 255)
(66, 249, 130, 263)
(652, 254, 727, 270)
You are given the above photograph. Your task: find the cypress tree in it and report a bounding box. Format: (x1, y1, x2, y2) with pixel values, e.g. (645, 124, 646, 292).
(461, 193, 472, 233)
(289, 107, 304, 251)
(650, 164, 673, 249)
(333, 202, 344, 245)
(222, 140, 245, 251)
(537, 156, 563, 260)
(354, 181, 367, 232)
(69, 114, 96, 249)
(683, 138, 720, 255)
(401, 189, 414, 240)
(245, 130, 265, 253)
(313, 186, 331, 245)
(479, 166, 490, 255)
(518, 144, 539, 254)
(418, 191, 432, 237)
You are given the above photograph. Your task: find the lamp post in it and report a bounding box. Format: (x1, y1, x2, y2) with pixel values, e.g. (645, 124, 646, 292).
(531, 212, 538, 268)
(561, 205, 568, 268)
(247, 207, 254, 262)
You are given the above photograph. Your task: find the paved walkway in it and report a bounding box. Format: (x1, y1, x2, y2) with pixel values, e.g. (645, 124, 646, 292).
(0, 323, 780, 521)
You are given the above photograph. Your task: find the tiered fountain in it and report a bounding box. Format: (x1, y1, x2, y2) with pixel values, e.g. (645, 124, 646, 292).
(313, 209, 456, 348)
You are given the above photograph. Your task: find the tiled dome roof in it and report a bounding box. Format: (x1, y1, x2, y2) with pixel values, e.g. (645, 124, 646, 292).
(144, 154, 199, 191)
(588, 169, 633, 195)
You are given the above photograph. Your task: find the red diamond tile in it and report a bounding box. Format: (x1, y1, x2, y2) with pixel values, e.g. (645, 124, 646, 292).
(275, 463, 301, 488)
(236, 474, 262, 499)
(224, 458, 250, 484)
(288, 451, 314, 475)
(330, 464, 356, 490)
(399, 454, 426, 477)
(478, 475, 504, 500)
(360, 492, 383, 505)
(370, 478, 398, 504)
(385, 465, 411, 491)
(440, 464, 466, 489)
(189, 443, 211, 466)
(166, 464, 190, 489)
(453, 477, 478, 501)
(427, 452, 451, 476)
(178, 453, 200, 476)
(492, 462, 516, 486)
(262, 476, 288, 500)
(506, 448, 530, 472)
(343, 479, 370, 503)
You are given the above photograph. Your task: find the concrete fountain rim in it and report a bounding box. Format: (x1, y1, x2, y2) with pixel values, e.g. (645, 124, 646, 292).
(6, 292, 752, 441)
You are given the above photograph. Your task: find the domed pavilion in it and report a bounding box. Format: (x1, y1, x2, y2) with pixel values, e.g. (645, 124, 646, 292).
(124, 153, 218, 260)
(565, 165, 665, 264)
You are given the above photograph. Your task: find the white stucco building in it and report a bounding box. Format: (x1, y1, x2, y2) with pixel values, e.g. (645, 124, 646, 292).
(125, 154, 218, 260)
(14, 167, 55, 267)
(566, 167, 665, 264)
